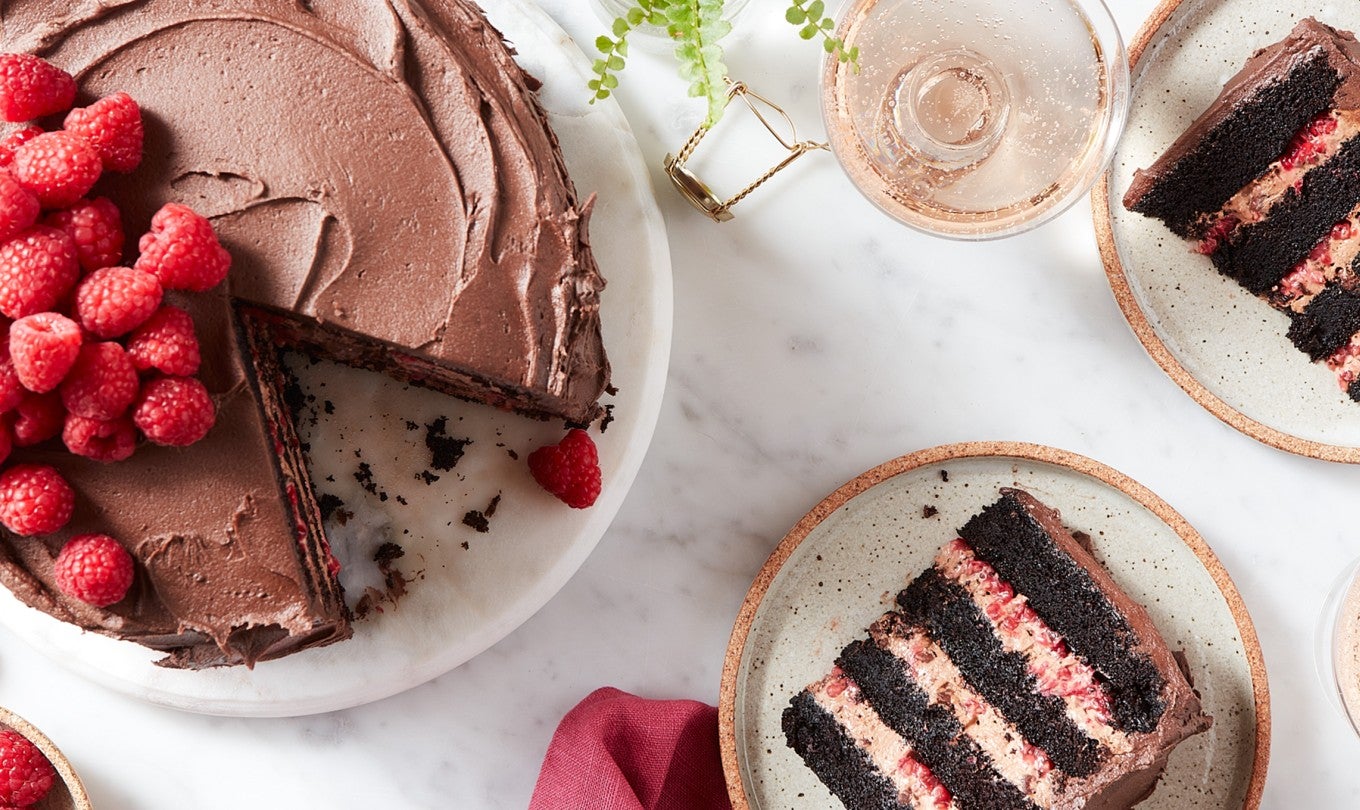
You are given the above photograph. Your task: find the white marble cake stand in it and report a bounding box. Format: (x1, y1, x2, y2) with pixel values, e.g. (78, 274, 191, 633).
(0, 0, 672, 717)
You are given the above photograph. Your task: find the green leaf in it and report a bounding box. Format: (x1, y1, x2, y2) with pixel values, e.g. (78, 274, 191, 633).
(612, 17, 629, 36)
(592, 58, 608, 74)
(800, 23, 818, 39)
(616, 39, 629, 57)
(603, 74, 619, 89)
(587, 78, 601, 90)
(821, 18, 834, 30)
(807, 0, 824, 21)
(608, 54, 625, 69)
(849, 45, 860, 60)
(595, 35, 613, 54)
(596, 88, 612, 100)
(785, 6, 806, 23)
(626, 7, 645, 25)
(823, 37, 836, 52)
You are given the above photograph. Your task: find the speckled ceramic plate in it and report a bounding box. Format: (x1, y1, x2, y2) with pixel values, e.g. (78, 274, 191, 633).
(0, 0, 671, 716)
(720, 442, 1268, 809)
(1094, 0, 1360, 462)
(0, 708, 91, 810)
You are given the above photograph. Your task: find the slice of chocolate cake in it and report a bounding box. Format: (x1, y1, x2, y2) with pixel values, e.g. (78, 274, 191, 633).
(783, 489, 1211, 810)
(1125, 18, 1360, 402)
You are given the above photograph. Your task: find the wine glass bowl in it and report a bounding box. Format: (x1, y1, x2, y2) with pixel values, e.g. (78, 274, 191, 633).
(1316, 557, 1360, 740)
(821, 0, 1130, 239)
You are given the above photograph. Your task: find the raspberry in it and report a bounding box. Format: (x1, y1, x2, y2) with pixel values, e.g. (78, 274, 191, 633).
(134, 203, 230, 291)
(527, 428, 602, 508)
(0, 334, 19, 414)
(0, 54, 75, 123)
(44, 197, 123, 271)
(0, 170, 37, 243)
(62, 92, 143, 173)
(126, 305, 200, 376)
(63, 412, 136, 463)
(53, 533, 134, 607)
(61, 342, 137, 420)
(0, 463, 73, 535)
(0, 126, 43, 169)
(133, 375, 215, 446)
(11, 131, 101, 208)
(0, 226, 77, 319)
(11, 390, 63, 446)
(9, 312, 80, 393)
(73, 266, 161, 338)
(0, 729, 54, 807)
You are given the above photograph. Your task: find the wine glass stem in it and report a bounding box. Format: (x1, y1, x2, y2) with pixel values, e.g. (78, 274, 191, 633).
(881, 48, 1011, 172)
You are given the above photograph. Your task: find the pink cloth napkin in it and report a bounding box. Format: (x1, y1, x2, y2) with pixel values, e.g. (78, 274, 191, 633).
(530, 687, 733, 810)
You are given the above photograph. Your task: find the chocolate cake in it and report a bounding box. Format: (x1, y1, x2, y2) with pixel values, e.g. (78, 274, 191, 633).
(1125, 18, 1360, 401)
(783, 489, 1211, 809)
(0, 0, 609, 667)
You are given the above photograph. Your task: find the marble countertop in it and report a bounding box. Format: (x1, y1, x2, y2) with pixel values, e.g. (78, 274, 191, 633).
(2, 0, 1358, 806)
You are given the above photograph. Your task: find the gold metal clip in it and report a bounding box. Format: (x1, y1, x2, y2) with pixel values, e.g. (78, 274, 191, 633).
(664, 81, 828, 222)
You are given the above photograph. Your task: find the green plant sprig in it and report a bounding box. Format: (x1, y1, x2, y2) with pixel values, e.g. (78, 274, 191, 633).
(591, 0, 859, 127)
(785, 0, 858, 65)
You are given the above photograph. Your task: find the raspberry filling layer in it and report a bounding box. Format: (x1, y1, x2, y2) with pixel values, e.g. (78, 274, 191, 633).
(874, 626, 1060, 806)
(936, 539, 1129, 752)
(813, 670, 957, 810)
(1272, 216, 1360, 312)
(1197, 110, 1356, 254)
(1328, 334, 1360, 390)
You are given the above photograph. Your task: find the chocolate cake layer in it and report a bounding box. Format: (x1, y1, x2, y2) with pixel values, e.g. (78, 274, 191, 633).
(1210, 133, 1360, 293)
(897, 567, 1102, 777)
(1288, 284, 1360, 359)
(782, 691, 910, 810)
(837, 637, 1036, 810)
(959, 491, 1166, 734)
(1124, 41, 1342, 237)
(0, 0, 610, 666)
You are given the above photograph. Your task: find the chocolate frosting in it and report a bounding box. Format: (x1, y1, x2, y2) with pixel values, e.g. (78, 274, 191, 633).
(0, 0, 609, 666)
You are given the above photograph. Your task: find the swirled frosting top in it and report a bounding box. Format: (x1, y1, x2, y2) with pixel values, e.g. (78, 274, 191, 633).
(4, 0, 608, 417)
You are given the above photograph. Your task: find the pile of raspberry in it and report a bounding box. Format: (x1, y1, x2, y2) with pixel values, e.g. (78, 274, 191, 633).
(0, 54, 230, 609)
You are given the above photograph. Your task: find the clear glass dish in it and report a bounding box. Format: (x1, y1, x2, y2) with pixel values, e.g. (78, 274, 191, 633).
(1316, 556, 1360, 738)
(821, 0, 1130, 240)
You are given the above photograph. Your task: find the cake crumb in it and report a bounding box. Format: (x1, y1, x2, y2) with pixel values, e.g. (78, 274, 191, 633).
(353, 542, 418, 620)
(425, 416, 472, 471)
(599, 403, 615, 432)
(461, 493, 502, 533)
(922, 505, 938, 518)
(318, 493, 345, 522)
(417, 470, 440, 485)
(353, 461, 389, 502)
(939, 470, 949, 482)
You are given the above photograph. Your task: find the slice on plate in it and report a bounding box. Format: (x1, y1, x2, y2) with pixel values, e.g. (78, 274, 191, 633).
(783, 488, 1211, 809)
(1125, 17, 1360, 402)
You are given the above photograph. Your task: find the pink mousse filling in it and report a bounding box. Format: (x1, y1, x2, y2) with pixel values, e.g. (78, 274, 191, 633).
(818, 669, 956, 810)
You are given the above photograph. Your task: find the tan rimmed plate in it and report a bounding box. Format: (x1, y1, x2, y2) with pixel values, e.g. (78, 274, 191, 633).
(1094, 0, 1360, 462)
(719, 442, 1268, 809)
(0, 708, 91, 810)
